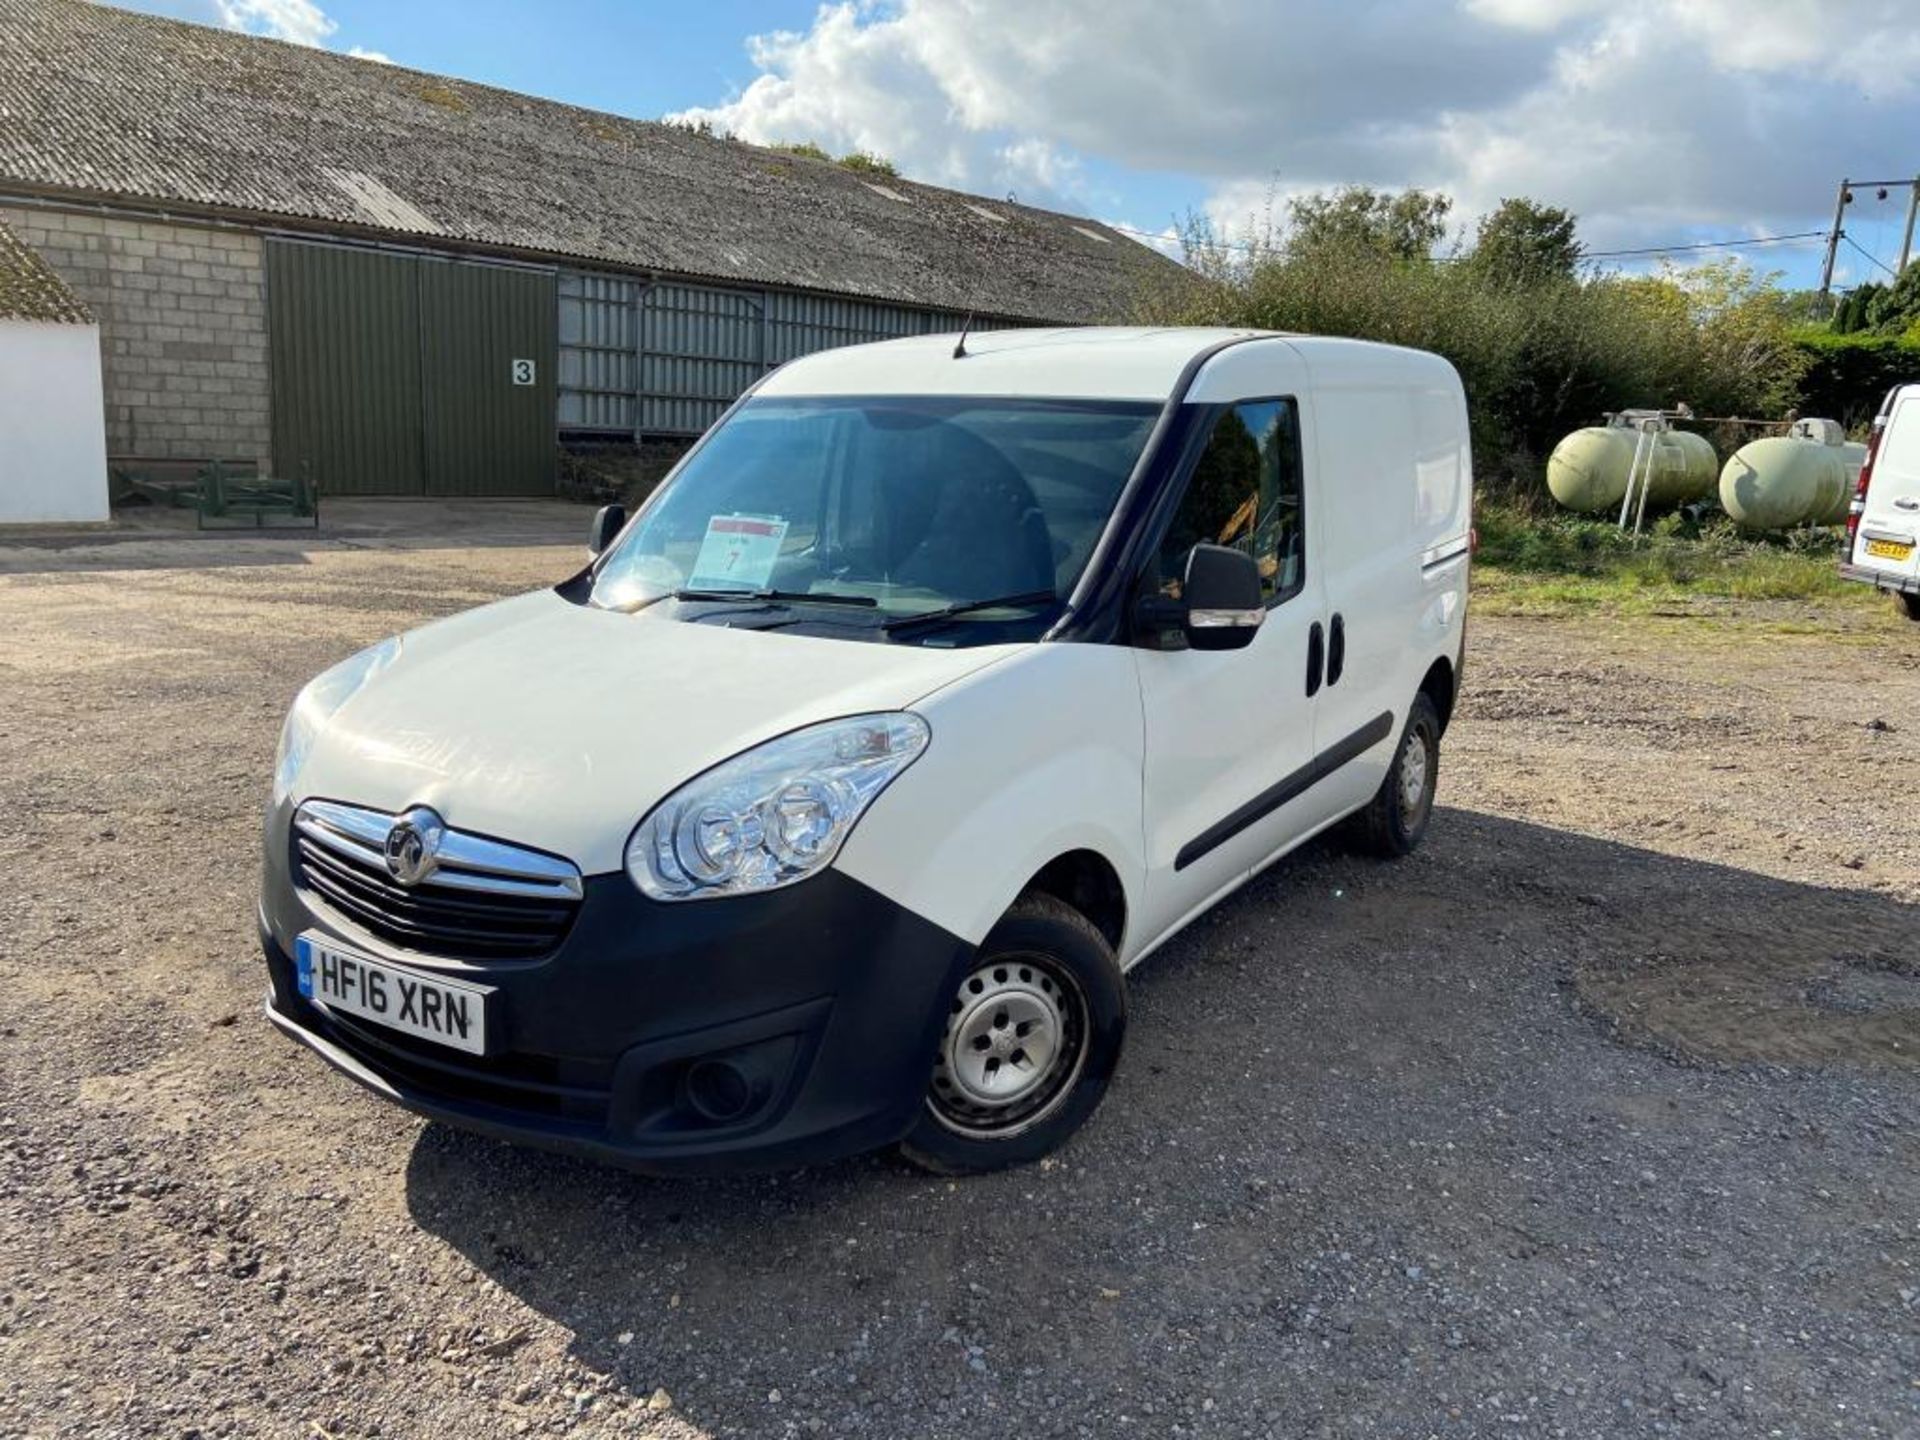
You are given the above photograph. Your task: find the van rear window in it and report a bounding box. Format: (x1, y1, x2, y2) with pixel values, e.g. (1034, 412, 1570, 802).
(1880, 399, 1920, 478)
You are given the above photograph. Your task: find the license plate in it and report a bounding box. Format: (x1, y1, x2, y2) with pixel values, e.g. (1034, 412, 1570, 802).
(1865, 537, 1914, 561)
(295, 932, 491, 1055)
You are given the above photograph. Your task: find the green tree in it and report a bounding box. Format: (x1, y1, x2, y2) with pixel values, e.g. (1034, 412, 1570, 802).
(1286, 186, 1452, 261)
(1865, 262, 1920, 333)
(1468, 198, 1582, 287)
(1143, 208, 1809, 497)
(1832, 282, 1882, 335)
(1666, 258, 1807, 419)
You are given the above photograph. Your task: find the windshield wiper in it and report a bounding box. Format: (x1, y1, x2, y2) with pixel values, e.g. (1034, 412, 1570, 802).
(673, 587, 878, 608)
(882, 589, 1059, 634)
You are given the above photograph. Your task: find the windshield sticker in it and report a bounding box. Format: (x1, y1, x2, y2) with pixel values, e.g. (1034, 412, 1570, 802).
(688, 514, 789, 591)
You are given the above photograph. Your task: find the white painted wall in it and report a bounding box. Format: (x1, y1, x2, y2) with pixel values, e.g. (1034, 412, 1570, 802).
(0, 319, 109, 523)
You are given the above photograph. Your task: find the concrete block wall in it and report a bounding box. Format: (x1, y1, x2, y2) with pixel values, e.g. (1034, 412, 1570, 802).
(0, 205, 270, 471)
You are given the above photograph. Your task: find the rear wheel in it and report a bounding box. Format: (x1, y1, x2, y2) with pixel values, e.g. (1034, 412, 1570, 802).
(1346, 692, 1440, 858)
(900, 893, 1125, 1175)
(1898, 591, 1920, 623)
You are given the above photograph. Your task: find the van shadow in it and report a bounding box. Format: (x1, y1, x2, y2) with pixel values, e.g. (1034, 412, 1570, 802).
(403, 809, 1920, 1436)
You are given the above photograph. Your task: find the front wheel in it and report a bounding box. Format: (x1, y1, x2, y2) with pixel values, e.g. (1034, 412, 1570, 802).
(1345, 692, 1440, 858)
(1898, 591, 1920, 623)
(900, 893, 1125, 1175)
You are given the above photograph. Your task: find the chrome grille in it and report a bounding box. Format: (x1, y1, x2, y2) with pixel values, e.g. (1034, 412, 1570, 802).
(292, 800, 583, 962)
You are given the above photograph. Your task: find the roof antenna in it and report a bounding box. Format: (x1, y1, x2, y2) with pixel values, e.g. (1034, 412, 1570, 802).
(952, 312, 974, 360)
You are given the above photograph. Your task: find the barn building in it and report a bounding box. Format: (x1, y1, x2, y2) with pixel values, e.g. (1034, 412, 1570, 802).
(0, 0, 1182, 506)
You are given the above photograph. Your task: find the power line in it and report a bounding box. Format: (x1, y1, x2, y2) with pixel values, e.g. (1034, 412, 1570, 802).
(1106, 219, 1832, 262)
(1102, 221, 1235, 248)
(1842, 231, 1899, 279)
(1581, 230, 1828, 259)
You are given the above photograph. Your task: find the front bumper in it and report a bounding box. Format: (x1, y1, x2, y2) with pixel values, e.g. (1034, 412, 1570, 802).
(259, 829, 975, 1175)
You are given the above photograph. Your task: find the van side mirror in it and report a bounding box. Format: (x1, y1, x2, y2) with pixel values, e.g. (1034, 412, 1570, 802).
(1135, 543, 1265, 651)
(588, 504, 626, 558)
(1181, 543, 1264, 650)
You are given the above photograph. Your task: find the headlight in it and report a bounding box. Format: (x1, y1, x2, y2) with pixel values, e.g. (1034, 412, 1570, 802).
(626, 713, 929, 901)
(270, 636, 402, 804)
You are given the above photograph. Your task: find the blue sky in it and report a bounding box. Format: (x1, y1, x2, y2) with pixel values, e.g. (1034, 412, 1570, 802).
(128, 2, 822, 113)
(119, 1, 1920, 291)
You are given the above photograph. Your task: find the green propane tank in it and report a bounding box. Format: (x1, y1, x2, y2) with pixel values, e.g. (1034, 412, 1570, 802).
(1831, 442, 1869, 524)
(1656, 430, 1720, 506)
(1547, 424, 1718, 514)
(1718, 420, 1862, 530)
(1546, 427, 1633, 512)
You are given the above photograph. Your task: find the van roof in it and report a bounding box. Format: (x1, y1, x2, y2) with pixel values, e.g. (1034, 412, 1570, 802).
(755, 326, 1453, 402)
(1882, 383, 1920, 417)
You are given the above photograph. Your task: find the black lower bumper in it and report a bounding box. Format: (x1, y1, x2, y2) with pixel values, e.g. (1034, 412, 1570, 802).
(259, 850, 975, 1176)
(1840, 562, 1919, 596)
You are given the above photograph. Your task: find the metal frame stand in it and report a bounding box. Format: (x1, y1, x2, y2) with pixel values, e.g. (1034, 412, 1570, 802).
(1613, 410, 1670, 537)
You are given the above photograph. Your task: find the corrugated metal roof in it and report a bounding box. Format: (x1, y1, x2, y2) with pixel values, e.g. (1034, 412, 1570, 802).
(0, 212, 90, 322)
(0, 0, 1188, 323)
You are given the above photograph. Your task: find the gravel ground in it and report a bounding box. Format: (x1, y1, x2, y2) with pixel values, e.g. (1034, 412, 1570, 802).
(2, 514, 1918, 1439)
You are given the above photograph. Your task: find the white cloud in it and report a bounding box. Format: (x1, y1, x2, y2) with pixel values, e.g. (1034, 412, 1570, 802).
(1431, 1, 1920, 251)
(671, 0, 1553, 213)
(1460, 0, 1607, 31)
(214, 0, 335, 47)
(1102, 218, 1180, 259)
(200, 0, 389, 62)
(676, 0, 1920, 260)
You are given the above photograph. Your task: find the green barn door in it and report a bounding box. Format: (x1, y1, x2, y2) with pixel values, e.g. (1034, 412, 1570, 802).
(269, 241, 556, 497)
(268, 241, 424, 496)
(420, 260, 556, 496)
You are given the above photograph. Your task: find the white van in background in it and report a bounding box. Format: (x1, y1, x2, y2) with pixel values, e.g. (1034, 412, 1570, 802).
(258, 327, 1472, 1176)
(1843, 383, 1920, 621)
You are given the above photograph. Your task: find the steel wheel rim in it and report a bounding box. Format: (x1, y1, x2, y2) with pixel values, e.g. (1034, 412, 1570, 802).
(928, 954, 1088, 1138)
(1398, 725, 1432, 818)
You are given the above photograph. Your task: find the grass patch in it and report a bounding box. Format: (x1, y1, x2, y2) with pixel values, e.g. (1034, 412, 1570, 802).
(413, 80, 470, 112)
(1471, 497, 1886, 620)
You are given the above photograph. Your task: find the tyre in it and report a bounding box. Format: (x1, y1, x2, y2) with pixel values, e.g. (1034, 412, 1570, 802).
(1898, 591, 1920, 623)
(900, 893, 1125, 1175)
(1345, 692, 1440, 858)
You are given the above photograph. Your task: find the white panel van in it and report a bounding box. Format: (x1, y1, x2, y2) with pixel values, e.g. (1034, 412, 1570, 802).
(258, 327, 1473, 1175)
(1843, 382, 1920, 620)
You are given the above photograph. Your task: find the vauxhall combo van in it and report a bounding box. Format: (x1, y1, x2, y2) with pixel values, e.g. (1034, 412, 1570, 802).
(1841, 382, 1920, 621)
(260, 327, 1472, 1175)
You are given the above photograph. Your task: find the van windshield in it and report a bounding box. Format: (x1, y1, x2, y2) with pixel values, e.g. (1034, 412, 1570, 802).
(589, 396, 1159, 632)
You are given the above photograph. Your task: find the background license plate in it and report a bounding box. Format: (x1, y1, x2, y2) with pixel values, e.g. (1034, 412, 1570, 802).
(295, 934, 490, 1055)
(1865, 538, 1914, 560)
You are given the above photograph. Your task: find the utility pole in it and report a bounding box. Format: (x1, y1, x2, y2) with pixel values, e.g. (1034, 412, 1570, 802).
(1821, 174, 1920, 310)
(1901, 174, 1920, 274)
(1818, 177, 1850, 309)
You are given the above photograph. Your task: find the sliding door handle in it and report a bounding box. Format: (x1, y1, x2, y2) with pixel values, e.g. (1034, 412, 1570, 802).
(1327, 614, 1346, 687)
(1306, 621, 1324, 697)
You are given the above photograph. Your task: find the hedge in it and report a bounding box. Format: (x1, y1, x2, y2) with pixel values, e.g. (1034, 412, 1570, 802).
(1790, 330, 1920, 430)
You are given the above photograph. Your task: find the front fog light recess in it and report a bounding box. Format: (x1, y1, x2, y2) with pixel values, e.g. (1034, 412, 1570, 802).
(627, 713, 928, 901)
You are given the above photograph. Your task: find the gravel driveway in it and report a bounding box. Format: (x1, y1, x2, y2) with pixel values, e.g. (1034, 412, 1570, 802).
(2, 513, 1917, 1439)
